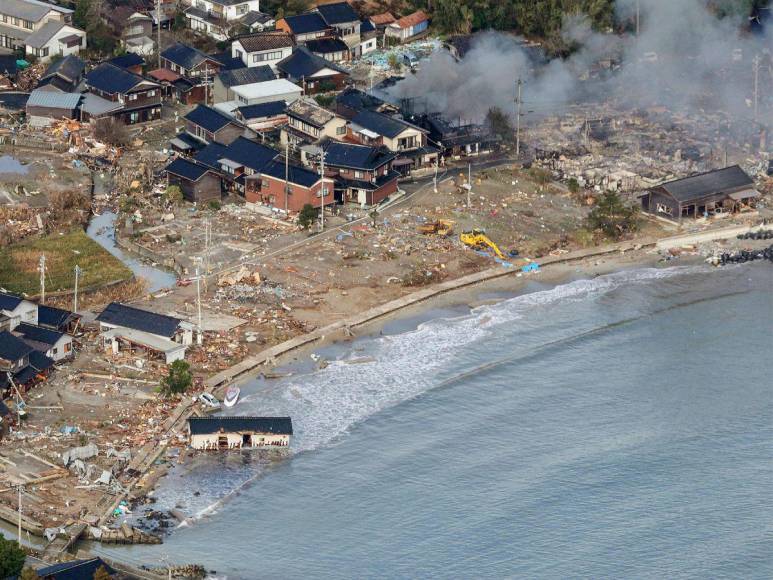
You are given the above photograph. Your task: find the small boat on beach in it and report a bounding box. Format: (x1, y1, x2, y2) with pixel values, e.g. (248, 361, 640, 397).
(223, 386, 240, 408)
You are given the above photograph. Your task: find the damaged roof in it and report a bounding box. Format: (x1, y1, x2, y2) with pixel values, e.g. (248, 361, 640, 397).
(42, 54, 85, 82)
(305, 37, 349, 55)
(189, 416, 293, 435)
(351, 110, 423, 139)
(657, 165, 756, 203)
(96, 302, 182, 338)
(286, 97, 336, 127)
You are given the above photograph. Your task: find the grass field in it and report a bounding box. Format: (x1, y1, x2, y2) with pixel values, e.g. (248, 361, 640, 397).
(0, 229, 133, 296)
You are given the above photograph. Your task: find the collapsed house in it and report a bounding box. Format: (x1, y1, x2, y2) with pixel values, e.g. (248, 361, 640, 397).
(188, 416, 293, 450)
(639, 165, 759, 221)
(413, 112, 501, 160)
(0, 330, 54, 395)
(96, 302, 194, 364)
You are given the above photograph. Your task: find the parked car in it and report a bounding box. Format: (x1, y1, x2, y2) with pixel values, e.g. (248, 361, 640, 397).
(198, 393, 221, 408)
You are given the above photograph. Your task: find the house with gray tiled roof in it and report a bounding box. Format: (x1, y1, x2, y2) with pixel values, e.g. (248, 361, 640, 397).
(0, 0, 86, 62)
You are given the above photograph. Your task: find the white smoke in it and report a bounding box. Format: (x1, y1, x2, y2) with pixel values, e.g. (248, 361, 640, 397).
(385, 0, 772, 125)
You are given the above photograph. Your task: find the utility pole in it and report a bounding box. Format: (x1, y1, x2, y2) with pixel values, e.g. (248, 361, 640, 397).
(753, 54, 760, 122)
(17, 484, 22, 546)
(156, 0, 161, 69)
(515, 78, 522, 157)
(467, 163, 472, 208)
(195, 266, 203, 346)
(204, 65, 210, 105)
(284, 140, 290, 215)
(635, 0, 640, 37)
(319, 151, 326, 231)
(433, 158, 438, 193)
(38, 254, 45, 304)
(73, 265, 81, 313)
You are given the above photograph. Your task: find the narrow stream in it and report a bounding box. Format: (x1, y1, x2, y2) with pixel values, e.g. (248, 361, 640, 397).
(85, 172, 177, 293)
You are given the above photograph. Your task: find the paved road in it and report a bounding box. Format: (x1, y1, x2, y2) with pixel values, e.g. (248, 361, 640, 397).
(208, 155, 519, 280)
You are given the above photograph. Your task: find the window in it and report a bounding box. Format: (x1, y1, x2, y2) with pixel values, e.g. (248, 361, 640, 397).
(53, 347, 58, 355)
(128, 93, 137, 101)
(354, 170, 363, 179)
(237, 3, 249, 14)
(336, 126, 346, 135)
(22, 19, 32, 29)
(235, 49, 242, 58)
(130, 111, 139, 123)
(64, 343, 71, 353)
(147, 90, 156, 97)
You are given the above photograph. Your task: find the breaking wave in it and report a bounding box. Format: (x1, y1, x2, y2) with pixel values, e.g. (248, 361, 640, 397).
(153, 266, 702, 521)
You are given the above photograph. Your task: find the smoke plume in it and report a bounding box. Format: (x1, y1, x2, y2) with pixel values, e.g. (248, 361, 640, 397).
(385, 0, 772, 125)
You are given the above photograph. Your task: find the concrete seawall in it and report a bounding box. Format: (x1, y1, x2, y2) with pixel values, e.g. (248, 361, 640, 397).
(656, 221, 766, 250)
(204, 237, 656, 390)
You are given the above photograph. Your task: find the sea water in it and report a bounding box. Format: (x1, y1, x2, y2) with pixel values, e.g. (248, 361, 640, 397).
(94, 263, 773, 579)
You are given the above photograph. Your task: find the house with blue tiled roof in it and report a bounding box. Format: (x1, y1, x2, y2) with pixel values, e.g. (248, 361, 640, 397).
(83, 62, 161, 124)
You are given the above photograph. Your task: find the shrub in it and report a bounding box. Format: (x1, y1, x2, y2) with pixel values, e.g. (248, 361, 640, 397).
(567, 177, 580, 194)
(586, 191, 640, 240)
(159, 360, 193, 397)
(0, 535, 26, 578)
(207, 199, 222, 211)
(298, 203, 317, 230)
(164, 185, 183, 205)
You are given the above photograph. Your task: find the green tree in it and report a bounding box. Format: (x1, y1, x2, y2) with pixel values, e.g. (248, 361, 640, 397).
(586, 190, 640, 240)
(297, 203, 317, 230)
(164, 185, 183, 205)
(387, 53, 400, 71)
(159, 360, 193, 397)
(0, 535, 26, 578)
(567, 177, 580, 194)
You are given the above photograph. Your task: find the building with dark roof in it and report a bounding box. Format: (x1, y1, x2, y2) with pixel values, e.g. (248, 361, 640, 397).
(189, 416, 293, 449)
(316, 140, 399, 206)
(0, 291, 37, 327)
(334, 87, 397, 119)
(640, 165, 759, 221)
(276, 12, 329, 42)
(109, 52, 146, 75)
(97, 303, 193, 364)
(37, 304, 80, 333)
(245, 156, 333, 212)
(349, 110, 436, 173)
(414, 112, 502, 159)
(276, 46, 350, 93)
(183, 104, 246, 145)
(0, 330, 33, 372)
(160, 42, 223, 104)
(242, 10, 275, 32)
(83, 63, 161, 125)
(233, 99, 288, 132)
(36, 557, 115, 580)
(305, 37, 350, 62)
(96, 303, 187, 339)
(38, 54, 85, 93)
(213, 65, 276, 103)
(165, 157, 222, 203)
(13, 322, 73, 361)
(231, 31, 294, 71)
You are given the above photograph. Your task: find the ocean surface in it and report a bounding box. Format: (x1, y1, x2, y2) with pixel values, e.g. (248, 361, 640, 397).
(94, 263, 773, 579)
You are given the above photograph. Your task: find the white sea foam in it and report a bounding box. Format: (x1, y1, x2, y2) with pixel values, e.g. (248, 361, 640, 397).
(155, 266, 699, 520)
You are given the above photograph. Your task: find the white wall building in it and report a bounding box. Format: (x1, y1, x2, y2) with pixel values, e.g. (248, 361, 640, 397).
(189, 416, 293, 450)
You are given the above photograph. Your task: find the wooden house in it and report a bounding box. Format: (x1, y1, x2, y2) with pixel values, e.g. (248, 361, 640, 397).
(188, 416, 293, 450)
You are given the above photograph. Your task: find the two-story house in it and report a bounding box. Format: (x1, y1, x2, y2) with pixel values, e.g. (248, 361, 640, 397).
(230, 31, 293, 70)
(184, 0, 261, 41)
(245, 157, 333, 213)
(0, 0, 86, 62)
(37, 54, 85, 92)
(83, 63, 162, 124)
(121, 12, 154, 55)
(192, 136, 278, 195)
(315, 2, 360, 54)
(315, 140, 399, 206)
(349, 110, 437, 174)
(183, 104, 246, 145)
(158, 42, 223, 103)
(0, 330, 33, 378)
(213, 64, 274, 103)
(275, 46, 350, 94)
(0, 292, 37, 327)
(280, 97, 347, 148)
(275, 12, 329, 43)
(231, 78, 302, 107)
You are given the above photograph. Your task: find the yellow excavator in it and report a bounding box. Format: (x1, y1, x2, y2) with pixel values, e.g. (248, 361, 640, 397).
(459, 229, 507, 260)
